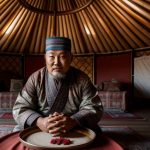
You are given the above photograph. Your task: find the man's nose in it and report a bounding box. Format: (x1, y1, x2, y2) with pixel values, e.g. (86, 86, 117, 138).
(54, 56, 60, 64)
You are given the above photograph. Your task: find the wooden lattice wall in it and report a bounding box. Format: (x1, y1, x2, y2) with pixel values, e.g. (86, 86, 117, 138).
(71, 55, 94, 82)
(135, 49, 150, 57)
(0, 55, 23, 90)
(0, 55, 22, 76)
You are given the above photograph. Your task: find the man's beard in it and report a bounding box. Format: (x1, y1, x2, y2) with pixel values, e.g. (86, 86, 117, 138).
(52, 72, 66, 80)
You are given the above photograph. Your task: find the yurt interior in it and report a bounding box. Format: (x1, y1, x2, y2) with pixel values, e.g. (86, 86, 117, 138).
(1, 0, 150, 149)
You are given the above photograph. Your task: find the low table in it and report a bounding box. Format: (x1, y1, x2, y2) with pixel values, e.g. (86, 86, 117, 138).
(1, 131, 123, 150)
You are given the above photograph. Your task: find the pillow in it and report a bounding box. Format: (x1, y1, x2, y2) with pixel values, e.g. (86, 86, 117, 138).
(10, 79, 23, 92)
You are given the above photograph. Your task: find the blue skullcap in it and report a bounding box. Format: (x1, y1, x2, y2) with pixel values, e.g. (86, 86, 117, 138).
(45, 37, 71, 52)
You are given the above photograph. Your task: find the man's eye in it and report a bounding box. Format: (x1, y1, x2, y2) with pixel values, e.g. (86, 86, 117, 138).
(60, 55, 66, 59)
(49, 56, 54, 58)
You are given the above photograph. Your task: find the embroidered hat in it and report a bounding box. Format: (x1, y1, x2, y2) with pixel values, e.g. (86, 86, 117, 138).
(45, 37, 71, 52)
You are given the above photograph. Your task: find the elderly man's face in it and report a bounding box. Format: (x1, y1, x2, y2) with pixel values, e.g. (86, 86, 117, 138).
(45, 50, 72, 78)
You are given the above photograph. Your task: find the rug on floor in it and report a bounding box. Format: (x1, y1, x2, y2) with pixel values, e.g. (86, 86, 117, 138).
(0, 124, 16, 138)
(0, 109, 16, 125)
(101, 126, 150, 150)
(0, 109, 16, 138)
(102, 111, 145, 120)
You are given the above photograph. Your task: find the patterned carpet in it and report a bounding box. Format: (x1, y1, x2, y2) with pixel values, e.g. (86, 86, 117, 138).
(0, 109, 16, 138)
(101, 126, 150, 150)
(0, 124, 15, 138)
(0, 109, 16, 125)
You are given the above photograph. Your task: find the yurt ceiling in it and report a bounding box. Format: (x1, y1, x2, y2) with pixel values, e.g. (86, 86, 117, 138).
(0, 0, 150, 55)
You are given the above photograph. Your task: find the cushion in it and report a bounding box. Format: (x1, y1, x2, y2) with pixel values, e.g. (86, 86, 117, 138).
(10, 79, 23, 92)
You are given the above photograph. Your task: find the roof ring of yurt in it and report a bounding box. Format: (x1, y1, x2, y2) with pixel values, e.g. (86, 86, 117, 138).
(18, 0, 94, 15)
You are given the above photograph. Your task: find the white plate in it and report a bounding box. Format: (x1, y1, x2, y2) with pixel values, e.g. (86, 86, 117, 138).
(19, 126, 96, 150)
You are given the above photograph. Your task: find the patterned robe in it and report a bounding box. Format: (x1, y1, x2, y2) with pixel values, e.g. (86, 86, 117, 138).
(13, 67, 103, 131)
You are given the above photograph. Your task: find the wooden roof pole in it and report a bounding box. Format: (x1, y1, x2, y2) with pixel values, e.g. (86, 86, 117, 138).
(53, 0, 57, 36)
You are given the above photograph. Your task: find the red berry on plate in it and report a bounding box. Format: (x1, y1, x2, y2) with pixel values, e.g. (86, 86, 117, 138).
(50, 138, 56, 144)
(63, 139, 71, 145)
(50, 137, 72, 145)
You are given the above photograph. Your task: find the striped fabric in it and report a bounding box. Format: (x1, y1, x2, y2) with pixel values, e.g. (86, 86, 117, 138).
(46, 37, 71, 52)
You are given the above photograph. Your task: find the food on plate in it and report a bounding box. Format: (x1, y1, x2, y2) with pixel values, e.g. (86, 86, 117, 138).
(50, 137, 72, 145)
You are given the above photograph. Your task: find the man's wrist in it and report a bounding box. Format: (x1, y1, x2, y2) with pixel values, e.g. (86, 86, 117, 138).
(35, 117, 43, 127)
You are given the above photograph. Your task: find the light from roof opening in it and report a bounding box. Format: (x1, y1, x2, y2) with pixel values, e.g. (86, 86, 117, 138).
(5, 15, 20, 34)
